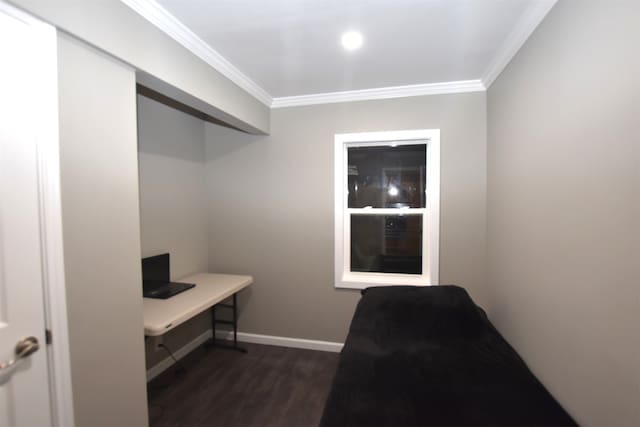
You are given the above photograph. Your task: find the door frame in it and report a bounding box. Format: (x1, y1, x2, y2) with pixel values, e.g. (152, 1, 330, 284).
(0, 1, 75, 425)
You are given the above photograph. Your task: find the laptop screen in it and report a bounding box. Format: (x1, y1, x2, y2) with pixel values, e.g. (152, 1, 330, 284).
(142, 253, 170, 283)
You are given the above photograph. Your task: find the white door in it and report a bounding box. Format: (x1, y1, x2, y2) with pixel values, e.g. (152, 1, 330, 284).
(0, 4, 61, 426)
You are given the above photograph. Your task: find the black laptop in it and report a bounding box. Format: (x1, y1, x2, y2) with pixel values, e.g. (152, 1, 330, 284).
(142, 253, 195, 299)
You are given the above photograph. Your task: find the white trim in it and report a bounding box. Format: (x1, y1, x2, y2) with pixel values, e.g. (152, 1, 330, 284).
(217, 331, 344, 353)
(426, 133, 440, 285)
(120, 0, 272, 106)
(334, 130, 440, 290)
(271, 80, 485, 108)
(340, 272, 434, 290)
(146, 330, 343, 381)
(117, 1, 486, 108)
(347, 208, 424, 215)
(482, 0, 557, 87)
(35, 29, 76, 427)
(335, 130, 435, 144)
(0, 2, 76, 424)
(119, 0, 555, 107)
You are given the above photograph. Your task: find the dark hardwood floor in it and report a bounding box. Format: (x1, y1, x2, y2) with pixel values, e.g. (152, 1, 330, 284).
(147, 342, 340, 427)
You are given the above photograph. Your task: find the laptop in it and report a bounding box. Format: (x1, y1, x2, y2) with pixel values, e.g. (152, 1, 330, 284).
(142, 253, 195, 299)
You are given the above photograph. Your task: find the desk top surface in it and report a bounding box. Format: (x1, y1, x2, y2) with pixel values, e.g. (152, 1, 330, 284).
(143, 272, 253, 336)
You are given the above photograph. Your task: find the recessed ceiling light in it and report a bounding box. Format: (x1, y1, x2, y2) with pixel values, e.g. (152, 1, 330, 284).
(341, 31, 363, 51)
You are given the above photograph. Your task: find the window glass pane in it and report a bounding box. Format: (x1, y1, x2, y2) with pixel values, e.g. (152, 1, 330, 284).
(348, 144, 426, 208)
(350, 214, 422, 274)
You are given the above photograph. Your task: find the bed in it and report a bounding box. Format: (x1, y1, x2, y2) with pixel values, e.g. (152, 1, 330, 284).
(320, 285, 577, 427)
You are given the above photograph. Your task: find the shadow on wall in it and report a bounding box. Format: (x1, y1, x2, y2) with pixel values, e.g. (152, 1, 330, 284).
(205, 122, 266, 160)
(137, 94, 206, 162)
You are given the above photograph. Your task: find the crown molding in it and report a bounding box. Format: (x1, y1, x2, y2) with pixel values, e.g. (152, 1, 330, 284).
(271, 80, 486, 108)
(482, 0, 557, 88)
(120, 0, 272, 106)
(121, 0, 553, 109)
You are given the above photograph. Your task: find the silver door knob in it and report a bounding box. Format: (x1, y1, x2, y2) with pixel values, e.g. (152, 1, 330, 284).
(0, 336, 40, 385)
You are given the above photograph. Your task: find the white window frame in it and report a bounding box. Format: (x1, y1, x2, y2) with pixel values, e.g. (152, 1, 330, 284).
(334, 129, 440, 289)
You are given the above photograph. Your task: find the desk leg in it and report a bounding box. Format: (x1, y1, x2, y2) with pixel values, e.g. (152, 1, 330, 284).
(209, 293, 247, 353)
(211, 303, 216, 338)
(232, 293, 238, 348)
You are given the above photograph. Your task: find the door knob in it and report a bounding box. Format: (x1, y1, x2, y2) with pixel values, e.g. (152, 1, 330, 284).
(14, 336, 39, 359)
(0, 336, 40, 384)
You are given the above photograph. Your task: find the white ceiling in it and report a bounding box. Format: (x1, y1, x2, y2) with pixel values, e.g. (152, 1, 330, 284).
(127, 0, 556, 104)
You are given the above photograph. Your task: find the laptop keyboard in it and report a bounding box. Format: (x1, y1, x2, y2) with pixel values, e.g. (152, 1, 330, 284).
(144, 282, 195, 299)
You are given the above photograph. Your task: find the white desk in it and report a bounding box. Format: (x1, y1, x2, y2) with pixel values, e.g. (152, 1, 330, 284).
(143, 273, 252, 338)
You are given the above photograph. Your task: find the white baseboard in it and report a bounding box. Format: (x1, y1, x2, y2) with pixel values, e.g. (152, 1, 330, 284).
(215, 330, 344, 353)
(146, 329, 343, 382)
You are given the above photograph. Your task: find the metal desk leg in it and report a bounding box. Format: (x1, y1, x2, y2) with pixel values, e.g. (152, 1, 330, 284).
(232, 293, 239, 348)
(208, 293, 247, 353)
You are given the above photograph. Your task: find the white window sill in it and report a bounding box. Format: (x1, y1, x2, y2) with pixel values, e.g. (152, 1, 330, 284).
(335, 272, 436, 290)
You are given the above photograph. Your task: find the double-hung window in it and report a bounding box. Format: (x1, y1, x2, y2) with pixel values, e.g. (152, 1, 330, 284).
(334, 130, 440, 289)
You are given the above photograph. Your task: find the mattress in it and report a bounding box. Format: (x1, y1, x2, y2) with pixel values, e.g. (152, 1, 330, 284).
(320, 285, 577, 427)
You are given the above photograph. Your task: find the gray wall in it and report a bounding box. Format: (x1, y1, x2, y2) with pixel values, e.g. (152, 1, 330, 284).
(205, 93, 487, 342)
(10, 0, 269, 134)
(57, 34, 148, 426)
(137, 95, 211, 369)
(487, 1, 640, 425)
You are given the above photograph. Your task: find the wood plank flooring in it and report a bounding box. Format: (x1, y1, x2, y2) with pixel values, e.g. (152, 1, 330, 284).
(147, 342, 340, 427)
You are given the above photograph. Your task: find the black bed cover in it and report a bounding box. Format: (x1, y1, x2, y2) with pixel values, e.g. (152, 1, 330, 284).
(320, 285, 577, 427)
